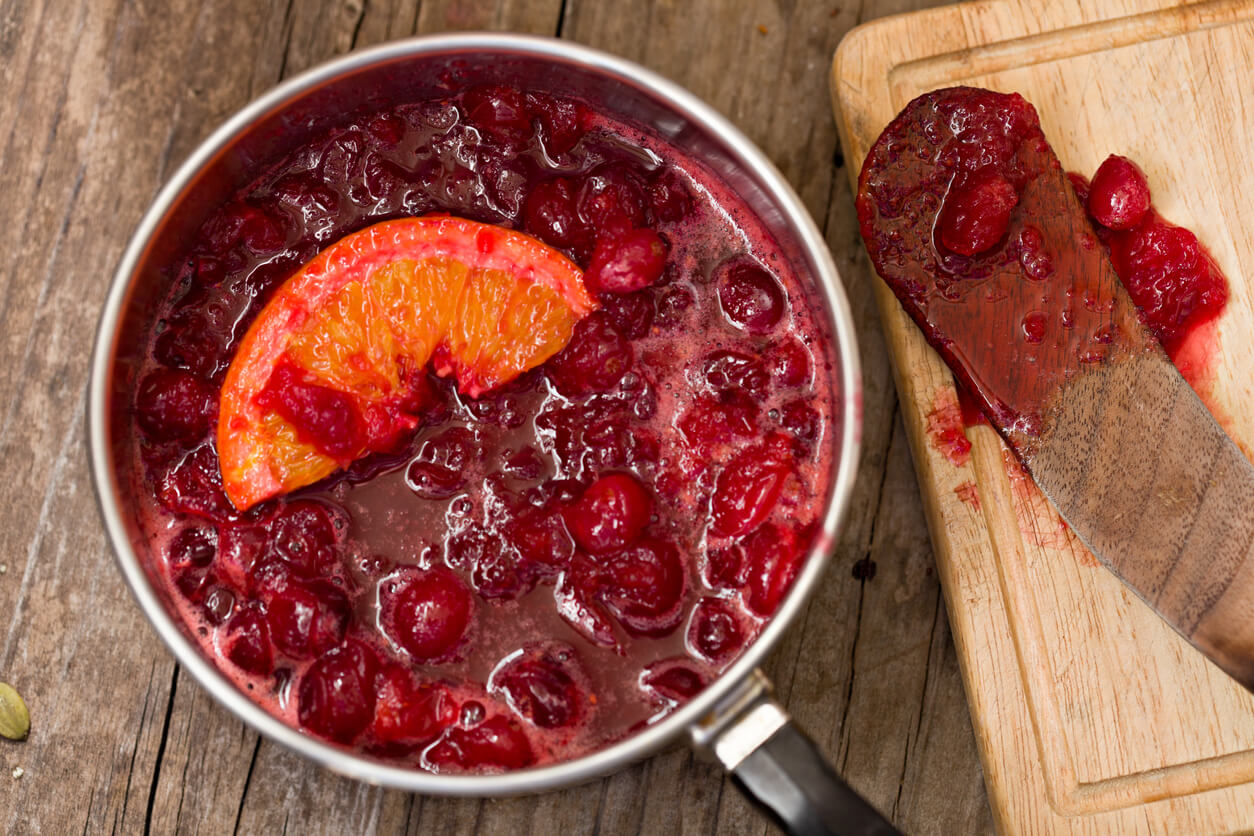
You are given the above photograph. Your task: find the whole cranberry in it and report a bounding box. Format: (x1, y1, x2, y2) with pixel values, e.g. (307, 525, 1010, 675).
(700, 350, 770, 398)
(545, 312, 633, 396)
(780, 399, 820, 441)
(166, 525, 217, 573)
(369, 664, 455, 748)
(135, 368, 217, 442)
(425, 715, 535, 773)
(527, 93, 586, 156)
(523, 177, 590, 252)
(767, 338, 812, 388)
(599, 289, 655, 340)
(703, 543, 746, 590)
(297, 641, 379, 744)
(576, 163, 647, 236)
(743, 522, 805, 617)
(156, 444, 234, 520)
(936, 168, 1019, 256)
(676, 392, 760, 452)
(463, 84, 533, 148)
(647, 169, 692, 223)
(267, 500, 343, 578)
(406, 426, 477, 499)
(263, 576, 351, 660)
(1086, 155, 1151, 231)
(708, 436, 794, 538)
(599, 537, 686, 636)
(223, 608, 274, 676)
(214, 521, 268, 592)
(584, 228, 668, 295)
(641, 658, 707, 703)
(153, 310, 224, 379)
(491, 645, 585, 729)
(554, 556, 619, 649)
(505, 508, 574, 579)
(378, 566, 473, 661)
(563, 473, 653, 554)
(717, 260, 787, 334)
(687, 597, 746, 664)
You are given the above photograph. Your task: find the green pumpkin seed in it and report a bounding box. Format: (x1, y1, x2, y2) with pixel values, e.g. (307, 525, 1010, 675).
(0, 682, 30, 741)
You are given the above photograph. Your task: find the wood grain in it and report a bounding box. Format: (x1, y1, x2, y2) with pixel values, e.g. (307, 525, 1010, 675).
(0, 0, 990, 833)
(832, 0, 1254, 831)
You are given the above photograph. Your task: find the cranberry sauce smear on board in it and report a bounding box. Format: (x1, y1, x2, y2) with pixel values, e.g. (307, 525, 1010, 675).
(855, 87, 1228, 457)
(129, 86, 838, 772)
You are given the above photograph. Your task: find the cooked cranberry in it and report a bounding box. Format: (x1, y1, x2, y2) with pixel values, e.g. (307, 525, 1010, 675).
(406, 426, 477, 499)
(297, 641, 379, 744)
(367, 112, 405, 146)
(528, 93, 585, 156)
(780, 399, 820, 441)
(378, 566, 473, 661)
(463, 85, 533, 148)
(936, 168, 1019, 256)
(576, 163, 647, 236)
(554, 555, 619, 649)
(768, 338, 812, 388)
(491, 645, 584, 729)
(742, 522, 805, 616)
(505, 508, 574, 579)
(704, 544, 746, 590)
(563, 473, 652, 554)
(135, 368, 216, 442)
(523, 177, 590, 252)
(167, 525, 217, 572)
(717, 260, 786, 334)
(708, 436, 792, 537)
(654, 283, 695, 329)
(369, 664, 455, 747)
(256, 359, 367, 461)
(641, 658, 707, 702)
(700, 350, 770, 398)
(214, 521, 268, 592)
(268, 500, 342, 578)
(1086, 155, 1151, 231)
(157, 444, 234, 520)
(585, 228, 668, 295)
(677, 392, 760, 452)
(201, 585, 236, 625)
(647, 169, 692, 223)
(425, 714, 535, 772)
(273, 172, 340, 220)
(545, 312, 633, 396)
(599, 537, 686, 636)
(153, 311, 224, 380)
(599, 289, 655, 340)
(687, 597, 745, 664)
(263, 576, 350, 660)
(203, 202, 285, 255)
(223, 608, 274, 675)
(472, 547, 529, 601)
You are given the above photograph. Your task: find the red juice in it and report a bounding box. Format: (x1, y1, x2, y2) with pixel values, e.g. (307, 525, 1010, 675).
(128, 86, 839, 772)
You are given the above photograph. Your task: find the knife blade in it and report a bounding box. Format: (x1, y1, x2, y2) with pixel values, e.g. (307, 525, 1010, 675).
(855, 86, 1254, 691)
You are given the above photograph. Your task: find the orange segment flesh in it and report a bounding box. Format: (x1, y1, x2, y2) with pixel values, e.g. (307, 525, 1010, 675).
(218, 217, 594, 511)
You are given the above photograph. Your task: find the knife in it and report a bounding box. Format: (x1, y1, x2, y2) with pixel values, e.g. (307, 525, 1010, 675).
(855, 86, 1254, 692)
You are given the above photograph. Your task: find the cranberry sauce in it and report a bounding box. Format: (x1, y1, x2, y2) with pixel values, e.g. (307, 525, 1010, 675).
(854, 87, 1226, 458)
(129, 86, 839, 772)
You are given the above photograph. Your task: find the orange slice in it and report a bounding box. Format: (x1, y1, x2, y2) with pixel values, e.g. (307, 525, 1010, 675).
(218, 217, 595, 511)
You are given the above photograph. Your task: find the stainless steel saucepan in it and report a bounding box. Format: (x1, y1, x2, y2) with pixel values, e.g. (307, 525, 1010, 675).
(88, 34, 895, 836)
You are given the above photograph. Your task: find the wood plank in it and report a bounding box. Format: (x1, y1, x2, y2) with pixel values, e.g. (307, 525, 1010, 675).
(832, 0, 1254, 831)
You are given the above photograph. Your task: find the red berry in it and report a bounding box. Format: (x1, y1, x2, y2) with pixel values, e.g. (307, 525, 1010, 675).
(223, 608, 274, 675)
(156, 444, 234, 520)
(462, 84, 533, 148)
(153, 309, 224, 379)
(263, 576, 350, 660)
(554, 555, 619, 649)
(687, 597, 745, 664)
(214, 521, 268, 592)
(167, 525, 217, 573)
(576, 163, 647, 236)
(936, 168, 1019, 256)
(700, 350, 770, 398)
(267, 500, 343, 578)
(1086, 155, 1151, 231)
(703, 543, 746, 590)
(767, 338, 812, 388)
(677, 392, 760, 453)
(378, 566, 473, 662)
(369, 664, 455, 748)
(491, 645, 585, 729)
(599, 537, 686, 636)
(742, 523, 805, 617)
(135, 368, 217, 442)
(717, 260, 786, 334)
(297, 641, 379, 744)
(527, 93, 586, 156)
(545, 312, 633, 396)
(647, 169, 692, 223)
(641, 658, 707, 702)
(523, 177, 590, 253)
(406, 426, 477, 499)
(505, 508, 574, 580)
(563, 472, 653, 554)
(780, 399, 820, 441)
(584, 228, 668, 295)
(425, 715, 535, 772)
(708, 438, 792, 537)
(599, 289, 655, 339)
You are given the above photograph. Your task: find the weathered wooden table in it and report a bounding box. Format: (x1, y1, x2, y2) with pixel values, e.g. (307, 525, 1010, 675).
(0, 0, 994, 832)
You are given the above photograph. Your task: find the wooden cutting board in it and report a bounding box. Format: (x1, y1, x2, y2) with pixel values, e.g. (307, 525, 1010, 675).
(831, 0, 1254, 832)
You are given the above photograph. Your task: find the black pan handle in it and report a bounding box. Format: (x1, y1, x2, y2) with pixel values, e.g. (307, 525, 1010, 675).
(691, 670, 901, 836)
